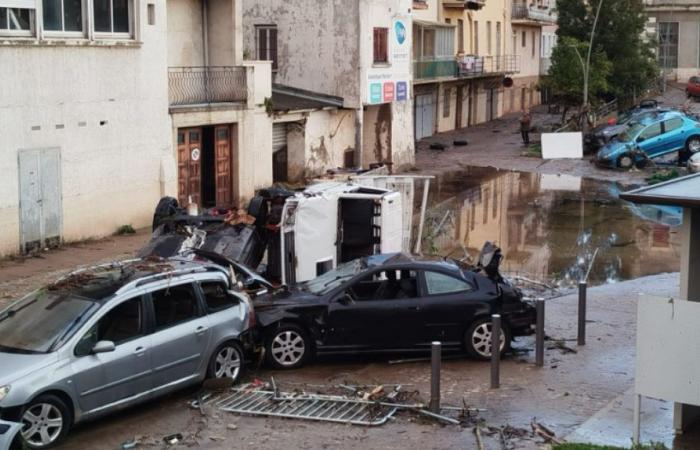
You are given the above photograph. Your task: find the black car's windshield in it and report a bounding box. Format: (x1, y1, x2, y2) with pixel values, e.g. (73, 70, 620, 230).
(618, 122, 645, 142)
(0, 290, 99, 353)
(303, 259, 364, 295)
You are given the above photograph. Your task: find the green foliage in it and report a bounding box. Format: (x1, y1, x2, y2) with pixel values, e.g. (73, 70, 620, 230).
(646, 169, 679, 185)
(115, 224, 136, 235)
(554, 0, 658, 104)
(542, 36, 611, 107)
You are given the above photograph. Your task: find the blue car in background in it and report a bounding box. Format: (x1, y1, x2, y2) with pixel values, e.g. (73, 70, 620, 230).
(596, 111, 700, 169)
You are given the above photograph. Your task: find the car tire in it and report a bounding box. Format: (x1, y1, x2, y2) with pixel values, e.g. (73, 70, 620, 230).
(20, 394, 72, 449)
(265, 324, 311, 369)
(686, 136, 700, 155)
(464, 317, 511, 360)
(207, 341, 244, 384)
(617, 154, 634, 170)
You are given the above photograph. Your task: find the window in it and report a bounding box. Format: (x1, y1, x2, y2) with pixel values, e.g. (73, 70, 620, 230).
(424, 271, 473, 295)
(658, 22, 679, 69)
(43, 0, 83, 32)
(443, 88, 451, 118)
(663, 117, 684, 133)
(256, 25, 278, 70)
(474, 20, 478, 54)
(348, 269, 418, 301)
(496, 22, 501, 56)
(0, 7, 33, 34)
(151, 284, 200, 330)
(373, 27, 388, 64)
(522, 31, 526, 47)
(201, 281, 239, 313)
(445, 18, 451, 24)
(74, 297, 144, 356)
(639, 122, 662, 140)
(486, 21, 491, 54)
(94, 0, 130, 34)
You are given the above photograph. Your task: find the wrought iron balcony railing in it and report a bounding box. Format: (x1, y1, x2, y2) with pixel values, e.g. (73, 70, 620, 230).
(168, 66, 247, 106)
(511, 4, 557, 23)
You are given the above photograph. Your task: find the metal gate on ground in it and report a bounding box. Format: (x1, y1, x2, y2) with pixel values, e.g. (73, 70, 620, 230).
(414, 93, 436, 140)
(18, 148, 62, 254)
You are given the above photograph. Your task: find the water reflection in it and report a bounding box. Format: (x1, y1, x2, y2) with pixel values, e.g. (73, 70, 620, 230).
(422, 167, 681, 287)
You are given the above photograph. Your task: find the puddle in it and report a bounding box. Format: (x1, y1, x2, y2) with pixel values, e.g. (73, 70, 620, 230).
(419, 167, 681, 287)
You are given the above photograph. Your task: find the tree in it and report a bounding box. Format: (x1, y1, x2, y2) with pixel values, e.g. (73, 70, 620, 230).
(541, 36, 612, 120)
(555, 0, 657, 106)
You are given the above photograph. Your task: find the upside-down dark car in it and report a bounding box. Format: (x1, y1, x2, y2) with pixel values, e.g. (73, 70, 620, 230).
(253, 244, 536, 369)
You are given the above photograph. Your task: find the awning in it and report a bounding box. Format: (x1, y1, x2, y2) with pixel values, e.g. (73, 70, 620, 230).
(620, 173, 700, 208)
(0, 0, 36, 8)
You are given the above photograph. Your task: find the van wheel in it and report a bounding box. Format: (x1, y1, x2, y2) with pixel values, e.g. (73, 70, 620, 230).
(20, 394, 72, 449)
(265, 324, 311, 369)
(617, 154, 634, 170)
(208, 341, 244, 384)
(464, 318, 511, 360)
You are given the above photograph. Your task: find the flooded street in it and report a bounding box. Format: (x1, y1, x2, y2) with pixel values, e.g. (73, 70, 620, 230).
(421, 167, 682, 287)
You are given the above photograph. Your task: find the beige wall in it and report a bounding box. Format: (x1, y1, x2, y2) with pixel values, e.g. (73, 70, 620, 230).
(0, 2, 171, 256)
(512, 25, 541, 78)
(167, 0, 205, 66)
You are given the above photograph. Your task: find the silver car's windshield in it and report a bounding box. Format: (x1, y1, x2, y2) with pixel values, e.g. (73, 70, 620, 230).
(618, 123, 645, 142)
(304, 259, 364, 295)
(0, 290, 99, 353)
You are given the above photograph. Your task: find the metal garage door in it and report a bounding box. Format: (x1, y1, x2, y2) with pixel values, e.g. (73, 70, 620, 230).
(273, 123, 288, 152)
(414, 94, 435, 140)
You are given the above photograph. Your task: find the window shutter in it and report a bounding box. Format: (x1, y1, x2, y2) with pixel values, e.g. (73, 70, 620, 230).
(381, 29, 388, 62)
(269, 27, 278, 70)
(258, 27, 268, 60)
(373, 28, 379, 62)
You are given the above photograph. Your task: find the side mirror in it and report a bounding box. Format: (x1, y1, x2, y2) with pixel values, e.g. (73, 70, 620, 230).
(636, 136, 645, 143)
(337, 293, 353, 305)
(92, 340, 115, 354)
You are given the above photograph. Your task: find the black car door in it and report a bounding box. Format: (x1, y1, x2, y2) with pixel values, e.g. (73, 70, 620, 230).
(415, 269, 495, 345)
(324, 268, 424, 351)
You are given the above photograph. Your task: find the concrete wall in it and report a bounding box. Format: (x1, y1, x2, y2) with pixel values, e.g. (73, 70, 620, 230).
(513, 25, 541, 78)
(242, 0, 362, 108)
(167, 0, 205, 66)
(0, 2, 171, 256)
(275, 108, 356, 181)
(472, 0, 509, 57)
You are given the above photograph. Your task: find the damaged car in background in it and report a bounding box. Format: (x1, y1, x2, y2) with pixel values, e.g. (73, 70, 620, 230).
(0, 258, 254, 449)
(253, 243, 536, 369)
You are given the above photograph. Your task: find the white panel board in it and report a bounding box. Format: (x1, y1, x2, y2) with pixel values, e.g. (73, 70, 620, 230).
(540, 174, 582, 191)
(635, 295, 700, 406)
(541, 132, 583, 159)
(293, 196, 338, 283)
(0, 0, 35, 8)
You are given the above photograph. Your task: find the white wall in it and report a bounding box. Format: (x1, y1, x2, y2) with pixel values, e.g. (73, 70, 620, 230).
(167, 0, 205, 66)
(0, 2, 171, 256)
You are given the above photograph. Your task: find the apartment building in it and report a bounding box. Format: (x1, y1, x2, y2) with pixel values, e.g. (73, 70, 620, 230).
(411, 0, 555, 139)
(645, 0, 699, 82)
(0, 0, 272, 256)
(242, 0, 415, 172)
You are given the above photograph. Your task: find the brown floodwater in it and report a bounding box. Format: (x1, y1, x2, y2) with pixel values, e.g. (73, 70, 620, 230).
(419, 167, 682, 287)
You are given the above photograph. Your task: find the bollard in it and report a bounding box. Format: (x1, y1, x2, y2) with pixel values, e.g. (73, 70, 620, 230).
(429, 341, 441, 413)
(490, 315, 501, 389)
(535, 299, 545, 367)
(578, 281, 587, 346)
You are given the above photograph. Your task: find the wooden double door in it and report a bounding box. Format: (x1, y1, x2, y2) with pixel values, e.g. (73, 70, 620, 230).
(177, 125, 235, 208)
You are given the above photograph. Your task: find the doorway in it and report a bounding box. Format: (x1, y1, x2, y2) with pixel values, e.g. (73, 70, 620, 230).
(338, 198, 379, 263)
(177, 124, 235, 208)
(18, 148, 62, 253)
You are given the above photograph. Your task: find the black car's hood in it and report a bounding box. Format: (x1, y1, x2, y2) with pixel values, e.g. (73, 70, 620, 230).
(253, 286, 324, 308)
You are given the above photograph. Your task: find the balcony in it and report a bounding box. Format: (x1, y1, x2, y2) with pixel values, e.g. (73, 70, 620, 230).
(511, 4, 557, 24)
(414, 55, 520, 82)
(168, 66, 248, 107)
(443, 0, 486, 10)
(414, 59, 459, 80)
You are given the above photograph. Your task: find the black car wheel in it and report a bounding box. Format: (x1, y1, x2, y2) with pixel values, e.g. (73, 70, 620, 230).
(208, 341, 244, 384)
(617, 154, 634, 170)
(20, 394, 72, 449)
(265, 324, 311, 369)
(464, 318, 510, 360)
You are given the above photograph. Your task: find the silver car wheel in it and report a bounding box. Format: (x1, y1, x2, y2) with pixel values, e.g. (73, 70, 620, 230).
(689, 138, 700, 153)
(21, 403, 63, 447)
(214, 345, 242, 380)
(271, 330, 306, 367)
(471, 323, 505, 358)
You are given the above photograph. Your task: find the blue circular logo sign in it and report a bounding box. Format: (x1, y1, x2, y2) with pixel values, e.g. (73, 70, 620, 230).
(395, 21, 406, 45)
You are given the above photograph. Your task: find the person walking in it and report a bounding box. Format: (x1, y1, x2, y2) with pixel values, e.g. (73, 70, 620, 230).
(520, 109, 532, 145)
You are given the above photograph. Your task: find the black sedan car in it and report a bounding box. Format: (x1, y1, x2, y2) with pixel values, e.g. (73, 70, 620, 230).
(253, 249, 536, 369)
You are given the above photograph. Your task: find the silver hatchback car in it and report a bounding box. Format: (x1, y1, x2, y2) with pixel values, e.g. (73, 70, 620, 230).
(0, 258, 254, 449)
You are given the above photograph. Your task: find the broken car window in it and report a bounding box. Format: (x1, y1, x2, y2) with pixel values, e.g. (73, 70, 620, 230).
(74, 297, 144, 356)
(304, 259, 364, 295)
(424, 271, 473, 296)
(348, 270, 419, 301)
(201, 281, 238, 313)
(151, 284, 200, 330)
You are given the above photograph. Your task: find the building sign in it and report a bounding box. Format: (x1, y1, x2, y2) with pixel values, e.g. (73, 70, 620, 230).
(365, 16, 411, 105)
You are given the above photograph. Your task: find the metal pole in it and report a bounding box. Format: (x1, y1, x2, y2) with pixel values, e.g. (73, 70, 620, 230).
(491, 315, 501, 389)
(415, 178, 430, 255)
(429, 341, 441, 413)
(633, 394, 641, 445)
(584, 0, 604, 109)
(535, 300, 545, 367)
(578, 281, 587, 346)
